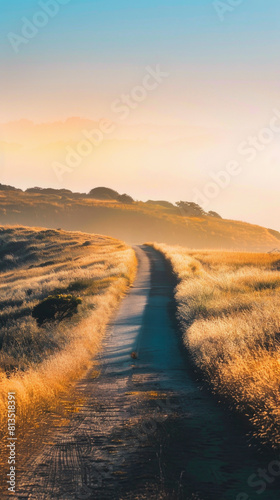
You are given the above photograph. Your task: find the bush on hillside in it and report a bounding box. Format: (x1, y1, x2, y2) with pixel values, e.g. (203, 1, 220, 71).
(146, 200, 176, 209)
(117, 193, 134, 204)
(176, 201, 207, 217)
(32, 294, 82, 326)
(88, 187, 120, 200)
(208, 210, 222, 219)
(0, 183, 22, 192)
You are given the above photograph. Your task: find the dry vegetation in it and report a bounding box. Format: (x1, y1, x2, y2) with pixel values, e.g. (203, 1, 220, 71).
(0, 226, 136, 438)
(1, 187, 280, 250)
(151, 243, 280, 448)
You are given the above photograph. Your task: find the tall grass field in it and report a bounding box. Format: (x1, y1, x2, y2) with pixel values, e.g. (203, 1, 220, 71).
(0, 226, 136, 448)
(151, 243, 280, 448)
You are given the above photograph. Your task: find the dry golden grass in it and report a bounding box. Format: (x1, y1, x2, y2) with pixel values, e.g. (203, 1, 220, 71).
(0, 226, 136, 439)
(1, 188, 280, 250)
(151, 243, 280, 447)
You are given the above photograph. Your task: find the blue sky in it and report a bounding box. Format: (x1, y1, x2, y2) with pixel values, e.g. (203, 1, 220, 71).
(1, 0, 280, 230)
(2, 0, 280, 123)
(2, 1, 280, 61)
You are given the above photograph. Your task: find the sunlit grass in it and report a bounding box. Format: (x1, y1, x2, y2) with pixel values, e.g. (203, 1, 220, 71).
(151, 243, 280, 447)
(0, 225, 136, 439)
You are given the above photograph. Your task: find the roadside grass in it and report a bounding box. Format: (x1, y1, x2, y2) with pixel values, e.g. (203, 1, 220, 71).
(150, 243, 280, 448)
(0, 226, 136, 439)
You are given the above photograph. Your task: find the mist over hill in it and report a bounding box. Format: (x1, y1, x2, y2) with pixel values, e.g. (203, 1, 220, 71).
(0, 183, 279, 251)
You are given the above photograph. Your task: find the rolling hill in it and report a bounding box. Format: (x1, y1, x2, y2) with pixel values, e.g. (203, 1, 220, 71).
(0, 184, 279, 251)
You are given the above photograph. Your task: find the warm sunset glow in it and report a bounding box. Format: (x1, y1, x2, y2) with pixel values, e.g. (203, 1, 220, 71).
(1, 1, 280, 231)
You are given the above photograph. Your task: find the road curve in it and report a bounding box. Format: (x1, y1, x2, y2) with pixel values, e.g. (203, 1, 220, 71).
(15, 246, 279, 500)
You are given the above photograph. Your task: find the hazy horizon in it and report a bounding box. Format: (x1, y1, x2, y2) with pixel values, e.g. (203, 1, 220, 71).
(2, 1, 280, 231)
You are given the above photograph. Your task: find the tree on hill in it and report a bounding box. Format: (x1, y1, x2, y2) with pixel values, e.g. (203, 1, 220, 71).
(25, 187, 43, 193)
(146, 200, 176, 209)
(88, 187, 120, 200)
(26, 187, 73, 195)
(117, 193, 134, 204)
(176, 201, 207, 217)
(0, 183, 22, 192)
(208, 210, 222, 219)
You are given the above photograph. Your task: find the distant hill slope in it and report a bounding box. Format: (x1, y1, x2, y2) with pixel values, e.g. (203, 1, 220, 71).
(0, 185, 279, 251)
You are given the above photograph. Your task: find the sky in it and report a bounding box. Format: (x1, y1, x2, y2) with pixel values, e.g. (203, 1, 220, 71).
(1, 0, 280, 230)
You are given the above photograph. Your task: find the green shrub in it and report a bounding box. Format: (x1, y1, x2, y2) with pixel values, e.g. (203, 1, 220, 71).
(32, 294, 82, 326)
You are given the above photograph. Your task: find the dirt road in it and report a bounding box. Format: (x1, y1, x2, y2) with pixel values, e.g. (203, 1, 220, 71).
(15, 246, 279, 499)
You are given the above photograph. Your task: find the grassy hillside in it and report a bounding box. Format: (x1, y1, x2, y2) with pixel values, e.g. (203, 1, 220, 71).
(152, 243, 280, 448)
(0, 186, 280, 251)
(0, 226, 136, 443)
